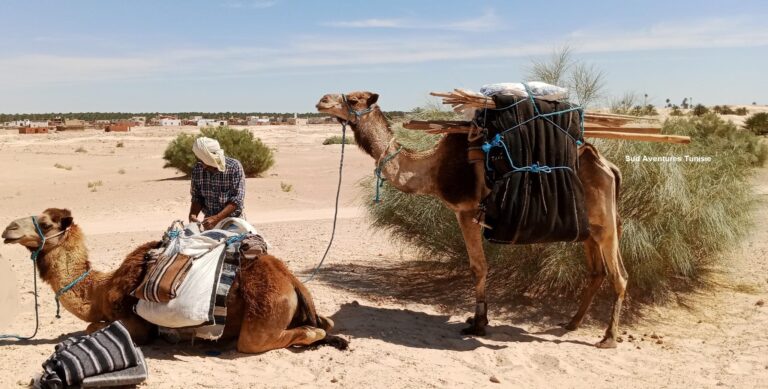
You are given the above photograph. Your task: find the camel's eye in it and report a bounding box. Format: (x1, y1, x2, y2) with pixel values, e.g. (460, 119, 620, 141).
(40, 223, 52, 230)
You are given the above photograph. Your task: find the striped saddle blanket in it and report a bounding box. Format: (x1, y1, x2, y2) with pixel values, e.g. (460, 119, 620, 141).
(134, 218, 266, 340)
(40, 321, 140, 388)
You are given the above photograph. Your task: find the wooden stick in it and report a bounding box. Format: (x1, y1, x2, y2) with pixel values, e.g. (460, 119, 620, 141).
(583, 125, 660, 134)
(403, 120, 661, 134)
(583, 131, 690, 144)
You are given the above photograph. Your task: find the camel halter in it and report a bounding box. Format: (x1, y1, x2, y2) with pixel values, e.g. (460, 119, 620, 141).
(26, 217, 92, 319)
(341, 94, 373, 124)
(0, 216, 81, 340)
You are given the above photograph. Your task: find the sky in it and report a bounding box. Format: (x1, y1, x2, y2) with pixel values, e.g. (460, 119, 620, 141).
(0, 0, 767, 113)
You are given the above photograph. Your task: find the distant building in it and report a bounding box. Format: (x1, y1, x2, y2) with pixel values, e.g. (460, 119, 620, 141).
(130, 116, 147, 126)
(197, 119, 227, 127)
(57, 119, 86, 131)
(159, 118, 181, 126)
(247, 116, 270, 125)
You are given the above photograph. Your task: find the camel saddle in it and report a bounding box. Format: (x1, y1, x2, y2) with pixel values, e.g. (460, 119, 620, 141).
(474, 94, 589, 244)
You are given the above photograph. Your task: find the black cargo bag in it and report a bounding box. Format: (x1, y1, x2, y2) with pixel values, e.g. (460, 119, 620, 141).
(475, 94, 589, 244)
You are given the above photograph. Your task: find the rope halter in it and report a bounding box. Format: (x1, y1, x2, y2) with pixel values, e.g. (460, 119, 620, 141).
(341, 94, 373, 124)
(29, 216, 88, 319)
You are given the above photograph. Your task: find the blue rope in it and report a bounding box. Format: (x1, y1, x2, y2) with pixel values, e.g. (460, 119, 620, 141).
(1, 216, 47, 340)
(55, 269, 91, 319)
(374, 146, 403, 203)
(226, 233, 247, 246)
(481, 83, 584, 174)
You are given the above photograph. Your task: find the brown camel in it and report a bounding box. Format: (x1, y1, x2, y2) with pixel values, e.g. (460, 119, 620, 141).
(2, 208, 347, 353)
(317, 91, 628, 348)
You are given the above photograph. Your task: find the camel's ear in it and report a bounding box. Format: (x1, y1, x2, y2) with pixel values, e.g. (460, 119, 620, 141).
(60, 216, 73, 230)
(366, 93, 379, 107)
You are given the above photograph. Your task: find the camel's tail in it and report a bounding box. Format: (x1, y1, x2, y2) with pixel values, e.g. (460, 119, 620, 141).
(291, 278, 349, 350)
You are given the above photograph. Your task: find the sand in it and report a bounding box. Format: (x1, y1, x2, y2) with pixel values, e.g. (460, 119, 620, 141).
(0, 124, 766, 388)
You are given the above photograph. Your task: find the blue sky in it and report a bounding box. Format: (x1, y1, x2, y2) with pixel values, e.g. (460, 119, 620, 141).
(0, 0, 766, 113)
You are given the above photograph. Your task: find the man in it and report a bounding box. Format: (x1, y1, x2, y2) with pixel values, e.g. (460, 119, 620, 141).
(189, 137, 246, 230)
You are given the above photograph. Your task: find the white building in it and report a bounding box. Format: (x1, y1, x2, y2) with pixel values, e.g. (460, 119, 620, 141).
(159, 118, 181, 126)
(197, 119, 227, 127)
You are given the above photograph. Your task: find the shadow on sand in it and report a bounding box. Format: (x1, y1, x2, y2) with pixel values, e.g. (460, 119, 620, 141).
(312, 260, 622, 336)
(329, 302, 595, 350)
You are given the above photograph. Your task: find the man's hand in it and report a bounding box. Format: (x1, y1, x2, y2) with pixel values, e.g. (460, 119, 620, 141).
(189, 214, 200, 223)
(202, 215, 221, 230)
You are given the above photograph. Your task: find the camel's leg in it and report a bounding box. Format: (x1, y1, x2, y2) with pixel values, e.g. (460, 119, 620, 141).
(237, 323, 326, 354)
(565, 237, 606, 330)
(85, 315, 154, 345)
(595, 235, 628, 349)
(456, 210, 489, 336)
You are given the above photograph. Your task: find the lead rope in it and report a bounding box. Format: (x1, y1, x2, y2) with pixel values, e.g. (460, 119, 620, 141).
(303, 121, 348, 282)
(0, 216, 46, 340)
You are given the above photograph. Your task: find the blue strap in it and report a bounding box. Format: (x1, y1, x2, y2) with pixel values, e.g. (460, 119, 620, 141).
(226, 233, 247, 246)
(374, 146, 404, 203)
(55, 269, 91, 319)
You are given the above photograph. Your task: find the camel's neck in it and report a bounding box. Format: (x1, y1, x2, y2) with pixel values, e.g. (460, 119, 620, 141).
(37, 226, 104, 322)
(351, 110, 438, 195)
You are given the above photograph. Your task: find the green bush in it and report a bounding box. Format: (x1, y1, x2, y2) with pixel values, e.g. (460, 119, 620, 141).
(734, 107, 749, 116)
(363, 113, 764, 303)
(744, 112, 768, 136)
(669, 106, 683, 116)
(322, 135, 355, 145)
(162, 126, 274, 177)
(692, 104, 709, 116)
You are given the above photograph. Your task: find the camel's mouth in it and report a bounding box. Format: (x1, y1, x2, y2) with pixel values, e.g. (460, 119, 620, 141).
(3, 237, 21, 244)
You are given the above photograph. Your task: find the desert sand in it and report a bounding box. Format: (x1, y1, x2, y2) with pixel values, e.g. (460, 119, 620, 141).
(0, 124, 766, 388)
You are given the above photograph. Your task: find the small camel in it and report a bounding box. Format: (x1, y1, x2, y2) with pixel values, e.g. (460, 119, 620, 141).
(317, 91, 628, 348)
(2, 208, 347, 353)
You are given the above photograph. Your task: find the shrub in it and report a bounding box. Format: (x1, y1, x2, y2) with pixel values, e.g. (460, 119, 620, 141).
(363, 113, 763, 303)
(744, 112, 768, 136)
(280, 181, 293, 192)
(712, 105, 735, 115)
(54, 163, 72, 171)
(322, 135, 355, 145)
(116, 141, 124, 148)
(75, 146, 87, 153)
(692, 104, 709, 116)
(162, 126, 274, 177)
(734, 107, 749, 116)
(87, 180, 103, 192)
(669, 106, 683, 116)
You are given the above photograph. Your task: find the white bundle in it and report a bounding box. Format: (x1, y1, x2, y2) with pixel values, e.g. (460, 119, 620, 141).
(479, 81, 569, 101)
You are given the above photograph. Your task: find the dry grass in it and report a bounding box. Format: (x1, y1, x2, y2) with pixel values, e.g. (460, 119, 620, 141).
(75, 146, 87, 153)
(363, 113, 765, 304)
(87, 180, 103, 192)
(54, 163, 72, 171)
(280, 181, 293, 192)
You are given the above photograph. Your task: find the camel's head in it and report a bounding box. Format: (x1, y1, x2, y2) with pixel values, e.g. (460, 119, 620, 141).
(315, 91, 379, 123)
(2, 208, 74, 250)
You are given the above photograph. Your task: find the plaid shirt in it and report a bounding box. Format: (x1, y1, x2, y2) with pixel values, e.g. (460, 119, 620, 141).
(191, 157, 245, 218)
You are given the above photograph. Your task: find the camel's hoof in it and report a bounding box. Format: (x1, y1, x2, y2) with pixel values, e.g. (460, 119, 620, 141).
(461, 325, 486, 336)
(595, 337, 618, 349)
(461, 317, 487, 336)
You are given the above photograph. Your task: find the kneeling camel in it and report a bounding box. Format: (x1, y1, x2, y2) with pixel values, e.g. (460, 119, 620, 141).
(2, 208, 346, 353)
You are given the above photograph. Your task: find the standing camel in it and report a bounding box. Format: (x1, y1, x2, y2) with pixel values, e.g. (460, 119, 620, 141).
(317, 91, 627, 348)
(2, 208, 347, 353)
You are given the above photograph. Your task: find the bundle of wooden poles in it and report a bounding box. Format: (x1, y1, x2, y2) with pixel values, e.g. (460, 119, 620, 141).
(402, 89, 690, 144)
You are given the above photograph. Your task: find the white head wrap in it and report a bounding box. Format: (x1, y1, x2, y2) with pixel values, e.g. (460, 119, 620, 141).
(193, 137, 226, 172)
